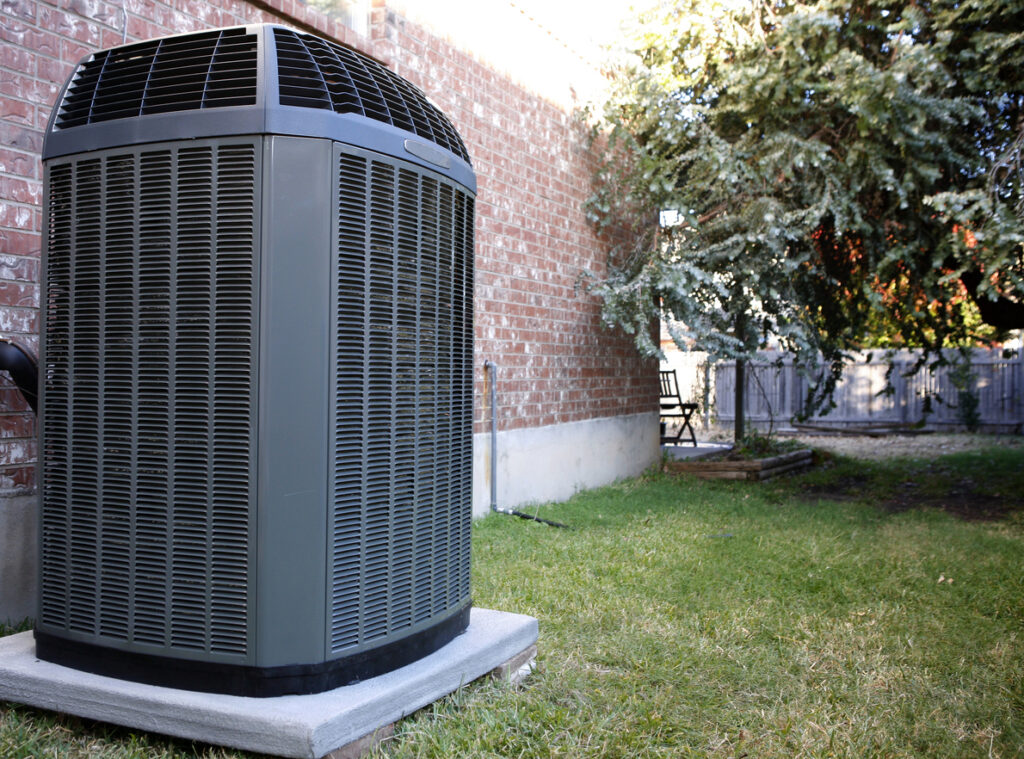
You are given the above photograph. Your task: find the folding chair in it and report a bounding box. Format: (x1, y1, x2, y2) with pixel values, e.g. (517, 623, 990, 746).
(660, 369, 698, 446)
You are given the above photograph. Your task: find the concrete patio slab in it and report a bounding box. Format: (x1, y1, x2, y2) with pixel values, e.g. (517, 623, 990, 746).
(662, 442, 733, 461)
(0, 607, 538, 759)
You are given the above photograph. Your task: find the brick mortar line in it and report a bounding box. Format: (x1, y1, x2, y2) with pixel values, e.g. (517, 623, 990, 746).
(0, 200, 38, 212)
(0, 147, 43, 160)
(0, 201, 37, 212)
(0, 173, 41, 186)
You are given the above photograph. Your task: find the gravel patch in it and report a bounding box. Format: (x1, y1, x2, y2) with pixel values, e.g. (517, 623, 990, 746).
(788, 433, 1023, 461)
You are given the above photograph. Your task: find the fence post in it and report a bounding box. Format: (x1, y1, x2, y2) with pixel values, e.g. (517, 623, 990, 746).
(702, 360, 711, 430)
(894, 358, 907, 424)
(789, 358, 800, 423)
(1018, 347, 1024, 430)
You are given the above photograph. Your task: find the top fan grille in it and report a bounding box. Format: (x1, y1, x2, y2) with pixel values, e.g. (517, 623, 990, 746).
(274, 28, 470, 164)
(56, 28, 258, 129)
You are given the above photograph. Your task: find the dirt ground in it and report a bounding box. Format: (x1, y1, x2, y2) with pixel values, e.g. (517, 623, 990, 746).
(787, 433, 1023, 521)
(698, 423, 1023, 461)
(681, 428, 1022, 520)
(787, 432, 1023, 461)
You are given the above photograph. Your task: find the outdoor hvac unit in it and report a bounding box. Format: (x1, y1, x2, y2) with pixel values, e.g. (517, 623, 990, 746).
(36, 24, 475, 697)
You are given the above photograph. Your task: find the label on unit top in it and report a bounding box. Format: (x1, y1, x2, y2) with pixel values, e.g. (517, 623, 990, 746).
(404, 139, 453, 169)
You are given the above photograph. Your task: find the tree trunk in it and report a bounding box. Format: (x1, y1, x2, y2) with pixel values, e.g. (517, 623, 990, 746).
(733, 308, 748, 443)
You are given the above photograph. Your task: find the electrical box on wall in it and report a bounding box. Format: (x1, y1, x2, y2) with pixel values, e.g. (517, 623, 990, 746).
(36, 24, 475, 697)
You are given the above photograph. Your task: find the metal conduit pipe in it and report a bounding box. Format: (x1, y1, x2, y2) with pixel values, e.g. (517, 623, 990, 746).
(485, 360, 499, 512)
(484, 360, 569, 529)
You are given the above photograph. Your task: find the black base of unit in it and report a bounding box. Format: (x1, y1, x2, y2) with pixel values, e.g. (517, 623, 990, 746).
(34, 602, 472, 697)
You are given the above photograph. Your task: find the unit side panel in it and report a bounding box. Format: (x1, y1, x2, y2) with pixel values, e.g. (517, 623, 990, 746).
(329, 144, 474, 658)
(38, 138, 261, 664)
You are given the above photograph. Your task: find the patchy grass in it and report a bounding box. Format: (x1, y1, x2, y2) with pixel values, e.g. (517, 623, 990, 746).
(0, 619, 31, 637)
(384, 444, 1024, 758)
(2, 444, 1023, 758)
(798, 445, 1024, 521)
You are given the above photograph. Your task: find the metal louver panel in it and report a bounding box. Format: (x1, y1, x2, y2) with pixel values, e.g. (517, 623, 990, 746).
(275, 28, 471, 165)
(331, 147, 474, 653)
(41, 139, 258, 660)
(55, 28, 258, 130)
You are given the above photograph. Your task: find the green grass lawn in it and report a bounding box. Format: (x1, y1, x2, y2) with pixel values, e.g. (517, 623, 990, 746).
(3, 445, 1022, 758)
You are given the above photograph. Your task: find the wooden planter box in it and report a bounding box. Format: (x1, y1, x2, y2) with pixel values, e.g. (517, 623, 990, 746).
(665, 449, 814, 481)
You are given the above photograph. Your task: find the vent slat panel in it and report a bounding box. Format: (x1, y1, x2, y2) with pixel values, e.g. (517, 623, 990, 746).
(135, 150, 175, 646)
(363, 161, 396, 644)
(453, 193, 474, 598)
(276, 29, 471, 165)
(40, 141, 257, 659)
(68, 158, 102, 635)
(331, 148, 473, 654)
(437, 183, 457, 610)
(98, 154, 136, 640)
(418, 175, 440, 622)
(209, 143, 257, 654)
(41, 163, 74, 629)
(331, 153, 369, 651)
(392, 169, 418, 631)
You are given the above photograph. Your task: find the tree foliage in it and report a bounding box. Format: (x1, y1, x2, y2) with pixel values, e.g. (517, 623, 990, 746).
(586, 0, 1024, 413)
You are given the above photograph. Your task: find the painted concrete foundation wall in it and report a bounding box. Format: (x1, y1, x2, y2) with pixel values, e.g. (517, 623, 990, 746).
(472, 412, 660, 519)
(0, 495, 35, 624)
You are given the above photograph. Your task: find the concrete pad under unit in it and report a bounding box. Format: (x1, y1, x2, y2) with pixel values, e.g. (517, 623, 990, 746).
(0, 607, 538, 759)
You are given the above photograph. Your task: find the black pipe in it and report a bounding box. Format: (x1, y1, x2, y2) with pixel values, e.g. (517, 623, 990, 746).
(0, 340, 38, 414)
(505, 506, 573, 530)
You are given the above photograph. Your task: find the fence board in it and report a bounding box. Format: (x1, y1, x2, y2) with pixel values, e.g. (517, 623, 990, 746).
(665, 348, 1023, 432)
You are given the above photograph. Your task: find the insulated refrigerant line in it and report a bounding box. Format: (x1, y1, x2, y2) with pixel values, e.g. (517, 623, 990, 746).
(0, 339, 38, 414)
(484, 360, 570, 529)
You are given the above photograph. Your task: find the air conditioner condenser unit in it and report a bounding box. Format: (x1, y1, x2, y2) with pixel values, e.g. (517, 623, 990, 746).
(36, 24, 475, 697)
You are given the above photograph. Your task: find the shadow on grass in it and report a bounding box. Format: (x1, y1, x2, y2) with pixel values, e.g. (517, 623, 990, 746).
(793, 445, 1024, 522)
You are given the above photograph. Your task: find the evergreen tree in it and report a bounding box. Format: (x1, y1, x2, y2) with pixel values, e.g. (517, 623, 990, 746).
(587, 0, 1024, 432)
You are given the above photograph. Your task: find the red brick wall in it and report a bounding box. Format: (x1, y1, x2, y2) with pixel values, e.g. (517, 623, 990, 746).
(0, 0, 656, 493)
(370, 8, 657, 433)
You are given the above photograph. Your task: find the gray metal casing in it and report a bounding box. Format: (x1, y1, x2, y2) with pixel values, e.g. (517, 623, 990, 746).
(36, 25, 475, 691)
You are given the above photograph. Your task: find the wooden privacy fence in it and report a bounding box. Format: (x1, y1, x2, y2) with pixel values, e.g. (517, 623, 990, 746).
(665, 349, 1024, 432)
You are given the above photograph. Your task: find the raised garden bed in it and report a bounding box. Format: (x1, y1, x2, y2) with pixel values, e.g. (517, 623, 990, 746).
(665, 448, 814, 481)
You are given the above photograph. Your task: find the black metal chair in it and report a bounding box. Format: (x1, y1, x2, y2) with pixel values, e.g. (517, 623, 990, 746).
(660, 369, 698, 446)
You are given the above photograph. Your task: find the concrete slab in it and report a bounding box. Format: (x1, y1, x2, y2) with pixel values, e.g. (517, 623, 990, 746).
(663, 442, 733, 461)
(0, 607, 538, 759)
